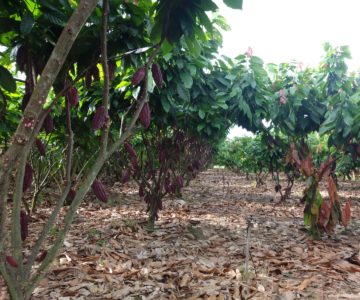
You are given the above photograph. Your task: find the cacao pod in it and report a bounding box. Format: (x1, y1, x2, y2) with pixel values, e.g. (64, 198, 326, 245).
(124, 142, 137, 159)
(108, 60, 116, 81)
(356, 144, 360, 157)
(131, 67, 146, 86)
(158, 199, 163, 210)
(159, 149, 167, 163)
(275, 184, 281, 193)
(92, 106, 107, 131)
(6, 255, 18, 268)
(91, 179, 108, 203)
(175, 175, 184, 189)
(85, 69, 93, 89)
(23, 163, 33, 192)
(20, 210, 29, 241)
(130, 156, 138, 170)
(139, 102, 150, 129)
(66, 86, 79, 107)
(35, 250, 48, 263)
(121, 169, 131, 183)
(67, 188, 76, 201)
(21, 93, 31, 111)
(151, 63, 163, 88)
(144, 195, 151, 204)
(139, 185, 145, 197)
(16, 45, 27, 72)
(92, 66, 100, 81)
(43, 115, 54, 134)
(35, 138, 46, 156)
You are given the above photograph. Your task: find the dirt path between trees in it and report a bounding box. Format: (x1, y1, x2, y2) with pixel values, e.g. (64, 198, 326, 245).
(2, 169, 360, 299)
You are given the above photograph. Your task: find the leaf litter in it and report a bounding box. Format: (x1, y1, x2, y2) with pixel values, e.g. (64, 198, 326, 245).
(1, 169, 360, 299)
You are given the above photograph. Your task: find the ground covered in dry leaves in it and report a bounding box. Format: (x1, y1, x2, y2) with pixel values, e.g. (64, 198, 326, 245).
(2, 169, 360, 300)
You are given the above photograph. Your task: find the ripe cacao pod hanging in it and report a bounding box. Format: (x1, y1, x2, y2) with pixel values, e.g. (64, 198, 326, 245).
(139, 102, 150, 129)
(43, 115, 54, 134)
(108, 60, 116, 81)
(92, 106, 107, 131)
(175, 175, 184, 189)
(121, 169, 131, 183)
(131, 67, 146, 86)
(23, 163, 33, 192)
(124, 142, 137, 159)
(21, 93, 31, 111)
(20, 210, 29, 241)
(35, 138, 46, 156)
(85, 69, 93, 89)
(92, 66, 100, 81)
(6, 255, 18, 268)
(130, 156, 138, 170)
(35, 250, 48, 263)
(66, 86, 79, 107)
(67, 188, 76, 201)
(91, 179, 108, 203)
(151, 63, 163, 88)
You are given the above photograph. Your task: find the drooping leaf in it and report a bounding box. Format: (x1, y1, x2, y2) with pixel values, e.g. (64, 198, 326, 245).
(223, 0, 243, 9)
(0, 65, 16, 92)
(20, 12, 35, 35)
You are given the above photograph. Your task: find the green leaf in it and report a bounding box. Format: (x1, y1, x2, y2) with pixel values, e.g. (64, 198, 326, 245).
(198, 109, 205, 119)
(197, 123, 206, 132)
(223, 0, 243, 9)
(177, 84, 190, 102)
(180, 71, 193, 89)
(0, 66, 16, 92)
(161, 97, 170, 113)
(20, 12, 35, 35)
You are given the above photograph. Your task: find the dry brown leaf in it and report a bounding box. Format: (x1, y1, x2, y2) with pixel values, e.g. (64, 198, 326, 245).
(332, 259, 360, 273)
(298, 275, 317, 291)
(180, 273, 191, 287)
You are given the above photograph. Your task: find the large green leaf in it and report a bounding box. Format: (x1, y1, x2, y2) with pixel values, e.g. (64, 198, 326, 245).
(180, 71, 193, 89)
(223, 0, 243, 9)
(0, 66, 16, 92)
(20, 12, 35, 35)
(177, 83, 190, 102)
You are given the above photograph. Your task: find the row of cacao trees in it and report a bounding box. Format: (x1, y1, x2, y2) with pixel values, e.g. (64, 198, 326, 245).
(0, 1, 360, 299)
(0, 1, 247, 299)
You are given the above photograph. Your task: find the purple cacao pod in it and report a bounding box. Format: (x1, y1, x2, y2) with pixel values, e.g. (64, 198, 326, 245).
(35, 138, 46, 156)
(85, 69, 93, 89)
(91, 179, 108, 203)
(144, 194, 151, 204)
(159, 149, 167, 163)
(66, 86, 79, 107)
(35, 250, 48, 262)
(67, 188, 76, 201)
(42, 115, 53, 134)
(21, 93, 31, 111)
(16, 45, 27, 72)
(20, 210, 29, 241)
(151, 63, 163, 88)
(23, 163, 33, 192)
(175, 175, 184, 189)
(108, 60, 116, 81)
(139, 185, 145, 197)
(121, 169, 131, 183)
(124, 142, 137, 159)
(139, 102, 150, 129)
(92, 66, 100, 81)
(6, 255, 18, 268)
(131, 67, 146, 86)
(92, 106, 107, 131)
(130, 156, 138, 170)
